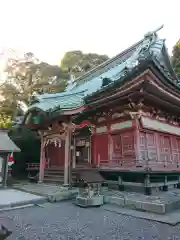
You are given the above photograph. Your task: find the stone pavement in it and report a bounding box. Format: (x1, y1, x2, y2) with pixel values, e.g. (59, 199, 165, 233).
(103, 204, 180, 226)
(103, 188, 180, 214)
(13, 182, 78, 202)
(0, 189, 46, 210)
(1, 201, 180, 240)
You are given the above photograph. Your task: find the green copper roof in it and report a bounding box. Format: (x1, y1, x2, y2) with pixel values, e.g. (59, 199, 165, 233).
(27, 90, 85, 113)
(67, 26, 178, 98)
(26, 26, 178, 117)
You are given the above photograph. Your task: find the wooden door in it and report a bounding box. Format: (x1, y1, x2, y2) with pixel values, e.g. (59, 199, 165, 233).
(47, 142, 65, 167)
(177, 138, 180, 166)
(159, 135, 171, 166)
(111, 134, 122, 164)
(139, 132, 147, 161)
(139, 131, 157, 168)
(94, 134, 108, 165)
(146, 132, 157, 163)
(121, 132, 135, 158)
(171, 137, 178, 165)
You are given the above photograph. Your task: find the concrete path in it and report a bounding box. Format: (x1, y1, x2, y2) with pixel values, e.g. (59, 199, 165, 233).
(0, 189, 46, 210)
(13, 182, 78, 202)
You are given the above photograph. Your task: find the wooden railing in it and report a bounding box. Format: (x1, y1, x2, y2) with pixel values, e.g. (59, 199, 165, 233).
(26, 163, 40, 170)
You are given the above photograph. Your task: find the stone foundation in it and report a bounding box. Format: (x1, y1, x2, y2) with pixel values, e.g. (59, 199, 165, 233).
(76, 195, 104, 207)
(103, 189, 180, 214)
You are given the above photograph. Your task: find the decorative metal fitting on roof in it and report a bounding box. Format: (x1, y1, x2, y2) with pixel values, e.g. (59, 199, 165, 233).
(144, 25, 164, 38)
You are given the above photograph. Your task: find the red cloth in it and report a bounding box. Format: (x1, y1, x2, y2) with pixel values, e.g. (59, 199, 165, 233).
(76, 120, 90, 129)
(8, 154, 15, 163)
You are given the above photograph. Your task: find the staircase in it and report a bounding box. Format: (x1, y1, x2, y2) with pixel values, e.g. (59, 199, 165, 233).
(44, 168, 78, 184)
(44, 163, 95, 184)
(44, 168, 64, 183)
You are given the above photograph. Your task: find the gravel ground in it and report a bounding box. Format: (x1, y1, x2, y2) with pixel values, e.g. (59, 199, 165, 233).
(1, 202, 180, 240)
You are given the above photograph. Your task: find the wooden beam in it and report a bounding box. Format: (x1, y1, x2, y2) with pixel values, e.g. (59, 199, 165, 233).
(64, 129, 70, 185)
(38, 134, 45, 183)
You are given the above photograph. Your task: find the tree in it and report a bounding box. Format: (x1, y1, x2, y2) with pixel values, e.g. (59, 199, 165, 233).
(4, 52, 66, 101)
(172, 40, 180, 78)
(0, 114, 12, 128)
(61, 51, 109, 78)
(0, 50, 109, 118)
(0, 52, 68, 117)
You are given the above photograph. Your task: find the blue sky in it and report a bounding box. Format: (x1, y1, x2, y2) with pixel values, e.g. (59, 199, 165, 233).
(0, 0, 179, 65)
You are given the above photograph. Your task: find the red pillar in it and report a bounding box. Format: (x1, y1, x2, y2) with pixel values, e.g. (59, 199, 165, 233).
(64, 129, 70, 185)
(134, 118, 140, 165)
(39, 135, 45, 183)
(91, 127, 96, 166)
(108, 125, 112, 165)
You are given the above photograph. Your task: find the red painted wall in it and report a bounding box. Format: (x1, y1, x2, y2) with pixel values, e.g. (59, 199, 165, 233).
(92, 127, 180, 170)
(92, 129, 136, 166)
(139, 130, 180, 170)
(111, 130, 136, 166)
(92, 133, 109, 165)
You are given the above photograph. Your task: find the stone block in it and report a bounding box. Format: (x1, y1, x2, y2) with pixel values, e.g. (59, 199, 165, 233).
(141, 202, 165, 214)
(118, 185, 125, 191)
(104, 196, 125, 206)
(165, 202, 174, 213)
(101, 186, 108, 193)
(170, 199, 180, 211)
(76, 195, 104, 207)
(162, 185, 168, 191)
(144, 187, 152, 195)
(125, 199, 142, 210)
(48, 190, 78, 202)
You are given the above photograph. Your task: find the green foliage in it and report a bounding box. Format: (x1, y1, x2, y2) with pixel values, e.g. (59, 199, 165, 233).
(0, 114, 12, 128)
(10, 126, 40, 179)
(61, 50, 109, 78)
(0, 50, 109, 119)
(172, 40, 180, 78)
(0, 52, 68, 117)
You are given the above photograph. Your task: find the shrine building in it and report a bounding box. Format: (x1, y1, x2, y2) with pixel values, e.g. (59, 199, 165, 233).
(24, 26, 180, 195)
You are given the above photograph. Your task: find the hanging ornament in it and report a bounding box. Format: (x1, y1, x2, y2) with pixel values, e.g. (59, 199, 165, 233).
(8, 152, 15, 167)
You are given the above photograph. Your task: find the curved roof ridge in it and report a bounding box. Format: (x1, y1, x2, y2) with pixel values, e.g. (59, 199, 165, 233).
(35, 89, 87, 101)
(72, 39, 144, 87)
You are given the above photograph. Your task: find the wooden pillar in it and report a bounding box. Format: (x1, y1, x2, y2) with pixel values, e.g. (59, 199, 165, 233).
(162, 176, 168, 191)
(155, 132, 160, 163)
(144, 174, 152, 195)
(39, 135, 45, 183)
(118, 176, 124, 191)
(134, 119, 140, 164)
(89, 135, 92, 164)
(91, 126, 96, 166)
(64, 129, 70, 185)
(108, 125, 112, 164)
(68, 130, 73, 186)
(177, 176, 180, 188)
(72, 132, 76, 169)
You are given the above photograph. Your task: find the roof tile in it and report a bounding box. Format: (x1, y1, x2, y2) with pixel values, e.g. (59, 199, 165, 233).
(0, 130, 20, 152)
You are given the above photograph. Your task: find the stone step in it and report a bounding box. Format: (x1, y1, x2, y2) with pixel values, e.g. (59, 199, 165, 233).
(44, 174, 64, 178)
(44, 168, 64, 171)
(44, 178, 63, 183)
(44, 174, 77, 179)
(44, 170, 64, 174)
(44, 171, 77, 176)
(44, 172, 64, 176)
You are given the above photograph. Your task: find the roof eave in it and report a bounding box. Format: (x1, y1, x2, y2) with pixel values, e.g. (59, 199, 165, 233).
(85, 57, 152, 103)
